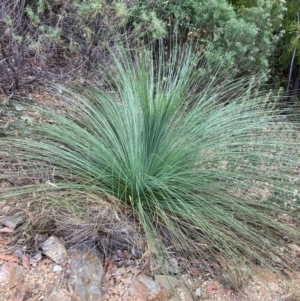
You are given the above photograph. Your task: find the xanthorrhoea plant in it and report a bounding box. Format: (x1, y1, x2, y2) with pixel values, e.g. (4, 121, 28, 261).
(1, 45, 299, 278)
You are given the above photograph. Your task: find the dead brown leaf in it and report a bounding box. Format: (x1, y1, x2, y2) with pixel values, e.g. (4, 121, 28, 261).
(29, 258, 38, 266)
(0, 227, 14, 233)
(104, 257, 115, 280)
(140, 258, 151, 275)
(207, 284, 217, 294)
(0, 254, 20, 263)
(282, 268, 295, 279)
(0, 237, 11, 245)
(22, 254, 30, 269)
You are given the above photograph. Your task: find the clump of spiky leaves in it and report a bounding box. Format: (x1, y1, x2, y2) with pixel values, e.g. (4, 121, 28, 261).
(1, 44, 300, 279)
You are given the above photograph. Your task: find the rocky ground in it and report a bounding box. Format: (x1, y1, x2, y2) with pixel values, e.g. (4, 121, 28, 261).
(1, 227, 300, 301)
(1, 90, 300, 301)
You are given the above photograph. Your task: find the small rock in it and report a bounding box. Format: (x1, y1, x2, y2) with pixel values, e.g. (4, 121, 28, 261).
(7, 284, 28, 301)
(195, 287, 201, 297)
(42, 236, 67, 264)
(52, 265, 62, 272)
(1, 206, 11, 214)
(0, 215, 24, 229)
(166, 258, 179, 274)
(115, 267, 126, 276)
(0, 262, 24, 289)
(131, 247, 143, 258)
(0, 288, 6, 301)
(121, 277, 132, 285)
(123, 290, 130, 299)
(293, 189, 298, 197)
(119, 287, 125, 296)
(14, 105, 25, 111)
(30, 252, 42, 267)
(67, 248, 105, 301)
(47, 287, 72, 301)
(132, 274, 168, 301)
(35, 235, 48, 249)
(155, 275, 179, 291)
(32, 252, 42, 261)
(20, 116, 34, 124)
(287, 243, 300, 252)
(177, 282, 196, 301)
(155, 275, 195, 301)
(14, 250, 23, 261)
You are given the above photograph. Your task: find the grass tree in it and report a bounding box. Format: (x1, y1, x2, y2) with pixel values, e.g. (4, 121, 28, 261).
(1, 44, 299, 283)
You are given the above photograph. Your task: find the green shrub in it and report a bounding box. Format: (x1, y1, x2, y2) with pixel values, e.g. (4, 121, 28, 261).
(230, 0, 300, 91)
(274, 0, 300, 69)
(1, 44, 300, 277)
(127, 0, 287, 82)
(0, 0, 287, 95)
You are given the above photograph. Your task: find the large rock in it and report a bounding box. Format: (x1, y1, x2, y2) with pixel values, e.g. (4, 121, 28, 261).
(0, 288, 6, 301)
(155, 275, 196, 301)
(132, 274, 169, 301)
(0, 262, 24, 289)
(42, 236, 67, 264)
(155, 275, 179, 292)
(48, 288, 72, 301)
(0, 215, 24, 229)
(66, 248, 105, 301)
(7, 284, 29, 301)
(168, 297, 181, 301)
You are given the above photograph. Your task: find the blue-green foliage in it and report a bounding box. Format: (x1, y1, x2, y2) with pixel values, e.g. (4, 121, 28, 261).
(1, 45, 299, 276)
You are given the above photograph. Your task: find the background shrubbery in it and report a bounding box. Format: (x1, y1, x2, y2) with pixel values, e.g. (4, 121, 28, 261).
(276, 0, 300, 94)
(0, 0, 131, 95)
(229, 0, 300, 94)
(130, 0, 286, 81)
(0, 0, 299, 98)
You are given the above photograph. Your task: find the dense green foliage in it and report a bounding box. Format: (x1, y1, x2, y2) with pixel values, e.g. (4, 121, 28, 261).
(129, 0, 286, 80)
(277, 0, 300, 80)
(277, 2, 300, 97)
(1, 0, 295, 96)
(229, 0, 300, 90)
(1, 45, 299, 278)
